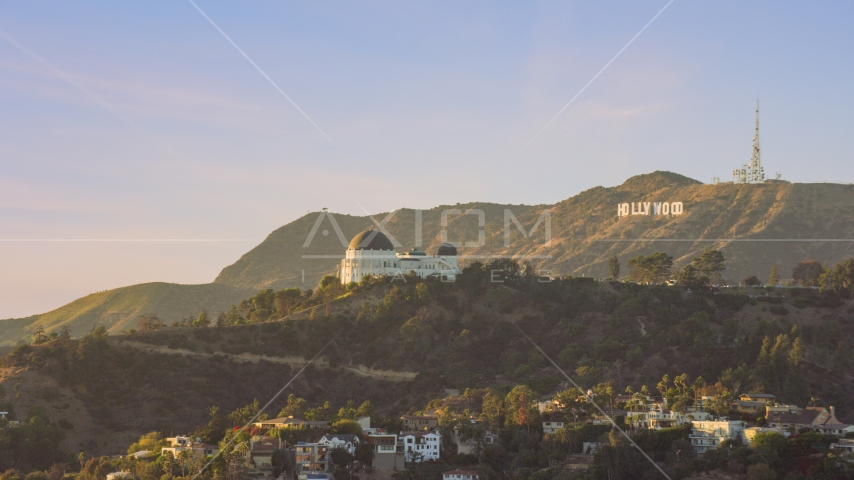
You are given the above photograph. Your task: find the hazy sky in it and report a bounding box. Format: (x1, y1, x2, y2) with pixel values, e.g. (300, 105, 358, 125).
(1, 1, 853, 318)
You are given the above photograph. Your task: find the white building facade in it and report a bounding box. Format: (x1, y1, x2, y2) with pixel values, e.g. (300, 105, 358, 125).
(689, 421, 745, 453)
(400, 432, 441, 462)
(318, 434, 359, 455)
(340, 230, 462, 284)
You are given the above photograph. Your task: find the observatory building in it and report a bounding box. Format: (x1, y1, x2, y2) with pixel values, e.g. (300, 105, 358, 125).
(339, 229, 462, 284)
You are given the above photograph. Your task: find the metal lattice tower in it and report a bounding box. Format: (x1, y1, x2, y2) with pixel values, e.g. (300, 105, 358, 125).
(733, 100, 765, 183)
(748, 100, 764, 182)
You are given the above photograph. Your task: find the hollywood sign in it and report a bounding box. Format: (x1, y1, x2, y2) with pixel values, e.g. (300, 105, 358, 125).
(617, 201, 684, 217)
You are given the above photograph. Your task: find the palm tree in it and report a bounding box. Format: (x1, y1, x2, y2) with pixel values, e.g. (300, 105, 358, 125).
(657, 374, 670, 406)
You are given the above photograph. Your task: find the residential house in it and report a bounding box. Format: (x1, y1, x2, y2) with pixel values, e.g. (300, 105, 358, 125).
(830, 439, 854, 454)
(542, 420, 565, 434)
(689, 421, 745, 453)
(318, 434, 359, 456)
(254, 416, 330, 430)
(767, 406, 833, 433)
(250, 437, 283, 473)
(765, 404, 803, 417)
(357, 416, 372, 430)
(803, 406, 854, 435)
(161, 436, 219, 458)
(367, 433, 404, 471)
(732, 400, 766, 415)
(401, 415, 438, 431)
(728, 393, 776, 414)
(591, 409, 629, 426)
(647, 409, 692, 429)
(442, 470, 477, 480)
(739, 393, 776, 404)
(400, 431, 441, 462)
(294, 442, 328, 473)
(166, 436, 191, 448)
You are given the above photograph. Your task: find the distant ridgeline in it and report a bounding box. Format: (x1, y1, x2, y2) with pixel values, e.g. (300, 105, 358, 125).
(617, 201, 685, 217)
(3, 171, 854, 345)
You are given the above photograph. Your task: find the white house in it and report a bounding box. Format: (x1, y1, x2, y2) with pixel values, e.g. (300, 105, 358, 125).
(339, 230, 462, 284)
(443, 470, 478, 480)
(318, 434, 360, 456)
(542, 420, 565, 434)
(689, 421, 745, 453)
(400, 431, 441, 462)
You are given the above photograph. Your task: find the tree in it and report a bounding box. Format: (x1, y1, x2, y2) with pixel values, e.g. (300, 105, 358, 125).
(415, 282, 431, 304)
(330, 447, 354, 470)
(504, 385, 539, 429)
(32, 326, 46, 345)
(400, 317, 432, 348)
(743, 275, 762, 286)
(273, 287, 302, 316)
(230, 399, 267, 426)
(354, 442, 374, 467)
(193, 310, 210, 327)
(768, 265, 779, 286)
(707, 390, 733, 418)
(278, 394, 307, 419)
(480, 390, 504, 428)
(819, 258, 854, 296)
(792, 260, 823, 287)
(693, 250, 726, 283)
(746, 463, 776, 480)
(676, 264, 709, 289)
(128, 432, 167, 455)
(356, 400, 374, 419)
(627, 252, 673, 283)
(608, 256, 620, 280)
(332, 419, 362, 436)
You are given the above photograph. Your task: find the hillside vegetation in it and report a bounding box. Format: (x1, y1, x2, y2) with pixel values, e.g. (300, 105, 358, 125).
(0, 283, 254, 345)
(3, 260, 854, 466)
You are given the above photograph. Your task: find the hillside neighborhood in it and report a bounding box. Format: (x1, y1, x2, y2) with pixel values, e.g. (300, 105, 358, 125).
(48, 384, 852, 480)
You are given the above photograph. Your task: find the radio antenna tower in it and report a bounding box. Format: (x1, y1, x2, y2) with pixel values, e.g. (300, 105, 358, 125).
(732, 99, 765, 183)
(749, 99, 764, 182)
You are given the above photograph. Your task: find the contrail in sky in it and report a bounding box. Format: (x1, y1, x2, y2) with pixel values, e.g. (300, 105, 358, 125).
(529, 0, 676, 144)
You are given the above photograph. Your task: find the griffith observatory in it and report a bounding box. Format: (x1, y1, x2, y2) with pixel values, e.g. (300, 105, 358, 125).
(339, 229, 462, 284)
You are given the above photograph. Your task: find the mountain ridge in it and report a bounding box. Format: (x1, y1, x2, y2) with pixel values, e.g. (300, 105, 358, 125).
(3, 171, 854, 345)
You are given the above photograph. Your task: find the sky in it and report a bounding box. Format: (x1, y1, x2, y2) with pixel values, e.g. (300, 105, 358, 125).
(1, 1, 853, 318)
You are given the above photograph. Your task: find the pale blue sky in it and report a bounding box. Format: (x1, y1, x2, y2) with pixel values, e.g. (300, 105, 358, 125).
(1, 1, 853, 317)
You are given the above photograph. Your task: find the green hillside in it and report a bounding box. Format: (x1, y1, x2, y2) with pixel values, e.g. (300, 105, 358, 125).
(0, 282, 255, 345)
(215, 171, 854, 290)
